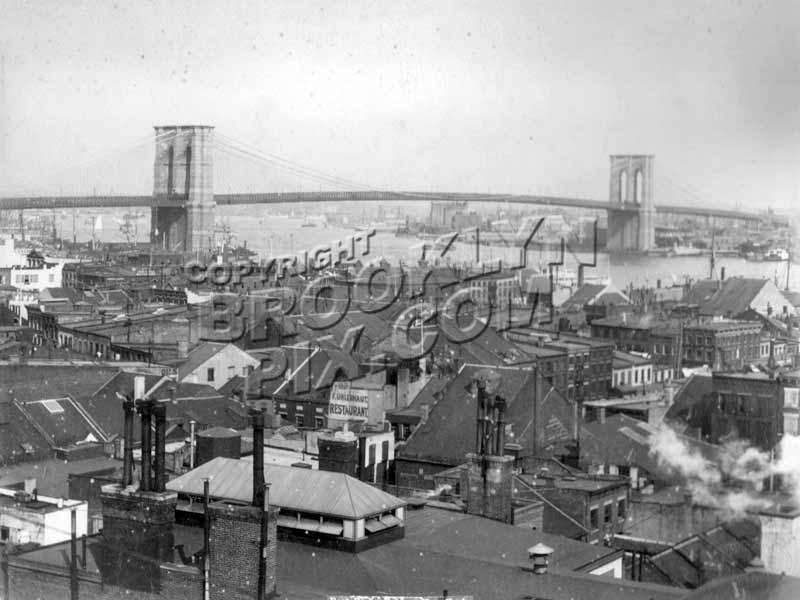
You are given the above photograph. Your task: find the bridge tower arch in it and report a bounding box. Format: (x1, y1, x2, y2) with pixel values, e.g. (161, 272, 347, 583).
(151, 125, 215, 255)
(606, 154, 654, 252)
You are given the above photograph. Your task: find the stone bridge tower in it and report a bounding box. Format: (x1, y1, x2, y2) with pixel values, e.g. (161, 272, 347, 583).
(151, 125, 215, 255)
(606, 154, 655, 252)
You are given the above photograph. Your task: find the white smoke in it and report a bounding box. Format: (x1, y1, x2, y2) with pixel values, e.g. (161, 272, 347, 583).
(649, 426, 800, 516)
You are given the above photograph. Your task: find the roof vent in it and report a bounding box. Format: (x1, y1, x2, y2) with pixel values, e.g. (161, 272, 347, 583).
(528, 543, 554, 574)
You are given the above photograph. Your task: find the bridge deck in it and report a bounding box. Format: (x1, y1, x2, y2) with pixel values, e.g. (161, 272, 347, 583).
(0, 192, 767, 222)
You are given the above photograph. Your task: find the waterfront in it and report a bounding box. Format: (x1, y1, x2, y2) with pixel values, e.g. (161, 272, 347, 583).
(51, 204, 799, 291)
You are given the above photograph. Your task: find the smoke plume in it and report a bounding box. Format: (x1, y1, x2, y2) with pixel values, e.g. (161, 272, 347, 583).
(649, 426, 800, 516)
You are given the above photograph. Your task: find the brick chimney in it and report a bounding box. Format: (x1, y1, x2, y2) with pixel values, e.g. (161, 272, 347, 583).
(206, 409, 278, 599)
(461, 369, 515, 524)
(98, 379, 177, 592)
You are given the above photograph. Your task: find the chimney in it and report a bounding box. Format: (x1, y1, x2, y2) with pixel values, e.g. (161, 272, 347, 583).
(577, 264, 585, 288)
(153, 402, 167, 492)
(139, 399, 154, 492)
(494, 396, 506, 455)
(24, 478, 36, 494)
(528, 543, 554, 574)
(251, 409, 266, 508)
(721, 266, 726, 281)
(122, 397, 135, 486)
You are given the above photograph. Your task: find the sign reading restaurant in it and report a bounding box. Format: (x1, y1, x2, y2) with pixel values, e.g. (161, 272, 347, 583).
(328, 382, 370, 421)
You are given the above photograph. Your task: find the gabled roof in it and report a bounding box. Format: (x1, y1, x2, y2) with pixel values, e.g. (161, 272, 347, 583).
(166, 456, 405, 519)
(698, 278, 770, 317)
(648, 519, 760, 588)
(177, 342, 230, 379)
(79, 371, 243, 443)
(17, 396, 109, 446)
(400, 365, 559, 466)
(561, 283, 630, 312)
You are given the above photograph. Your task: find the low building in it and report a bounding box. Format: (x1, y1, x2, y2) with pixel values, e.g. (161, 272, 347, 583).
(177, 341, 259, 390)
(167, 456, 406, 552)
(0, 483, 88, 547)
(517, 473, 631, 544)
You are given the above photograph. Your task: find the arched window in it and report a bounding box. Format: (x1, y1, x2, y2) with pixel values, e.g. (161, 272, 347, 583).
(634, 170, 644, 204)
(619, 171, 628, 203)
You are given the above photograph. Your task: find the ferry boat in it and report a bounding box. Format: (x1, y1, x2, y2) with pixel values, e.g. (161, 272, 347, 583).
(764, 248, 789, 261)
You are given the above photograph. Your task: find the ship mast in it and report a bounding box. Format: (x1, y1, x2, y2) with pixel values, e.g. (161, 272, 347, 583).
(709, 222, 716, 280)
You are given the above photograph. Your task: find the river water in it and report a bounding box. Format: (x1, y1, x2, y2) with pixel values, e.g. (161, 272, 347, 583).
(55, 205, 799, 292)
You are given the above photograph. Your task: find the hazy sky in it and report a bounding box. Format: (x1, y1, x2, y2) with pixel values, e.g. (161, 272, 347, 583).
(1, 0, 798, 210)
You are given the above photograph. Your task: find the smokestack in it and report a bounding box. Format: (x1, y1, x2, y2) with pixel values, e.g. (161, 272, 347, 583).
(251, 409, 266, 508)
(153, 402, 167, 492)
(139, 399, 154, 492)
(122, 397, 135, 487)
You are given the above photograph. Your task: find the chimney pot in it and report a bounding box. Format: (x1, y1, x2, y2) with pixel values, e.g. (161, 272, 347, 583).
(528, 543, 554, 574)
(134, 375, 146, 400)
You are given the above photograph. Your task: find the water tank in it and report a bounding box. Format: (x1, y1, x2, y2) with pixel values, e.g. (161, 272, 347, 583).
(195, 427, 241, 466)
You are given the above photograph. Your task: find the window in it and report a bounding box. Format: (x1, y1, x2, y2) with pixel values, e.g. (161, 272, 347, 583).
(784, 414, 800, 436)
(228, 365, 235, 378)
(295, 415, 305, 427)
(278, 412, 288, 422)
(604, 503, 612, 524)
(242, 366, 251, 377)
(0, 526, 9, 542)
(785, 388, 800, 410)
(41, 399, 65, 414)
(314, 416, 325, 429)
(618, 499, 626, 519)
(590, 507, 599, 529)
(207, 368, 215, 382)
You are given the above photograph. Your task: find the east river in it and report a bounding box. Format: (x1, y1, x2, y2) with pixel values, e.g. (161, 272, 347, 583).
(59, 205, 800, 292)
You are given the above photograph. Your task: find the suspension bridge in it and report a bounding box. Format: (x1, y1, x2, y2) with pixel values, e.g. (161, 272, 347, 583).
(0, 125, 776, 254)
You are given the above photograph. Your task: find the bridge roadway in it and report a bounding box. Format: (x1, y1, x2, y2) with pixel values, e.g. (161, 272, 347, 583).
(0, 191, 766, 222)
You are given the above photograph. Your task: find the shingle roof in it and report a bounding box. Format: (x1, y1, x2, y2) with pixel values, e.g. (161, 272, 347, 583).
(166, 456, 405, 519)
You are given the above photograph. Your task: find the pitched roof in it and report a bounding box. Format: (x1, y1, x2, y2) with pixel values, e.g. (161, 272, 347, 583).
(647, 519, 760, 588)
(698, 278, 769, 317)
(177, 342, 229, 379)
(78, 372, 243, 443)
(562, 283, 629, 312)
(664, 374, 714, 434)
(166, 456, 405, 519)
(400, 365, 553, 465)
(579, 414, 720, 484)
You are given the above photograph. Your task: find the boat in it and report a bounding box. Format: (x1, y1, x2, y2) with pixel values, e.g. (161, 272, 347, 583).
(764, 248, 789, 261)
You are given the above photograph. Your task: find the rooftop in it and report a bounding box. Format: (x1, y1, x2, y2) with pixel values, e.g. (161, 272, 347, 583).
(166, 456, 405, 519)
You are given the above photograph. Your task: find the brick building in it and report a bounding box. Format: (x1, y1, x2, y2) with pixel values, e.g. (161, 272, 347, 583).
(681, 320, 763, 371)
(710, 373, 783, 450)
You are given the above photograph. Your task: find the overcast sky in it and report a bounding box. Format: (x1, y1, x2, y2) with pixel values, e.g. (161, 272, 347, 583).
(1, 0, 798, 211)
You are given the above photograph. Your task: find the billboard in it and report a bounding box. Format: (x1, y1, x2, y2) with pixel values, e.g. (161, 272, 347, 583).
(328, 382, 370, 422)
